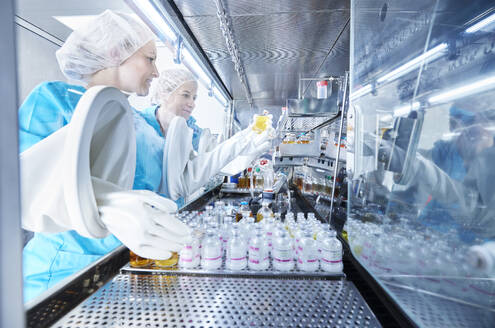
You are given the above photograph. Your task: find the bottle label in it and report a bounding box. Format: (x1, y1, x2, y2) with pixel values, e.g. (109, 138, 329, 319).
(249, 257, 269, 264)
(204, 255, 222, 261)
(229, 256, 246, 261)
(273, 249, 292, 261)
(321, 249, 342, 262)
(180, 257, 193, 262)
(321, 258, 342, 263)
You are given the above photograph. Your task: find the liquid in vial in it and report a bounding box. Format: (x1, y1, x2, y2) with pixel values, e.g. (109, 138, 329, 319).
(129, 251, 152, 268)
(154, 252, 179, 268)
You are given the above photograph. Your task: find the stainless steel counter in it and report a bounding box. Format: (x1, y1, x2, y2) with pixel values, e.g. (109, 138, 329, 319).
(52, 273, 381, 328)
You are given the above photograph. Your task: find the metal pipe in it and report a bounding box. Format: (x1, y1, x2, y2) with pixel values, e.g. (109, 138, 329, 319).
(328, 71, 349, 225)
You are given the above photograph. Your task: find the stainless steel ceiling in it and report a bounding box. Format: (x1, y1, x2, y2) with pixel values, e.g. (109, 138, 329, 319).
(171, 0, 350, 126)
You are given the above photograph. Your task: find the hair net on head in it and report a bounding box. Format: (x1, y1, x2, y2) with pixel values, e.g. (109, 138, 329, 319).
(151, 68, 197, 104)
(56, 10, 154, 83)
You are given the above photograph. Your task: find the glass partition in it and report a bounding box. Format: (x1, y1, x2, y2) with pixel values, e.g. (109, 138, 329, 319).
(17, 0, 229, 305)
(348, 0, 495, 327)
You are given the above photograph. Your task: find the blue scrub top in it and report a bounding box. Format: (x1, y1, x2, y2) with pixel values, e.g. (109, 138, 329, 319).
(139, 105, 203, 208)
(140, 104, 202, 151)
(20, 82, 170, 302)
(419, 139, 474, 241)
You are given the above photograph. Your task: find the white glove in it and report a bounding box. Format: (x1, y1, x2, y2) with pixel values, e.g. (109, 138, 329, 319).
(20, 86, 136, 238)
(197, 128, 218, 154)
(162, 117, 274, 200)
(93, 177, 191, 260)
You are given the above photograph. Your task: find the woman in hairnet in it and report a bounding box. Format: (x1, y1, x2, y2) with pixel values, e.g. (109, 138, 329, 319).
(19, 10, 191, 302)
(145, 69, 206, 152)
(140, 68, 274, 204)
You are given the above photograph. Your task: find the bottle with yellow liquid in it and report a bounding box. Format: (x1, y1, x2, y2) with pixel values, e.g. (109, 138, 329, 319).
(252, 111, 272, 134)
(256, 199, 273, 222)
(154, 252, 179, 268)
(129, 251, 152, 268)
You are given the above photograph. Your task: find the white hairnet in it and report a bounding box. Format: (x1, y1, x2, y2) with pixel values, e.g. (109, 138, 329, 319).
(56, 10, 154, 83)
(151, 68, 196, 104)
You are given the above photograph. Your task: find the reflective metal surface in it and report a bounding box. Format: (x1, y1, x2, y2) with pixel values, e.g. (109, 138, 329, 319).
(121, 261, 345, 279)
(52, 274, 381, 328)
(172, 0, 350, 126)
(383, 281, 495, 328)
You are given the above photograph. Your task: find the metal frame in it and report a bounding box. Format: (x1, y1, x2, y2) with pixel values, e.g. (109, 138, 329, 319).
(329, 71, 349, 224)
(0, 1, 25, 327)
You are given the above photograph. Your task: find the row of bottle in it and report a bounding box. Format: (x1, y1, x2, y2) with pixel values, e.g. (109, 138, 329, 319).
(282, 133, 312, 144)
(294, 167, 337, 197)
(130, 207, 343, 273)
(237, 167, 264, 189)
(236, 160, 276, 191)
(178, 212, 343, 272)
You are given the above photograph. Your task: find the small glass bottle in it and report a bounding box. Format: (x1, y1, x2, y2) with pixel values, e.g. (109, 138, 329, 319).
(320, 230, 343, 273)
(248, 226, 269, 270)
(262, 215, 276, 252)
(179, 235, 200, 269)
(129, 251, 152, 268)
(201, 229, 222, 270)
(303, 175, 313, 194)
(256, 199, 273, 223)
(226, 224, 248, 270)
(272, 228, 294, 271)
(283, 133, 296, 144)
(298, 229, 320, 272)
(296, 212, 306, 225)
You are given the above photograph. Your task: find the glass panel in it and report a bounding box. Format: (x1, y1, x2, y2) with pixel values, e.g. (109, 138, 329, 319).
(348, 0, 495, 326)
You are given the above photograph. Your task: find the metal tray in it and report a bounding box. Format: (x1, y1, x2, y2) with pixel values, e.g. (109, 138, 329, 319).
(121, 261, 345, 279)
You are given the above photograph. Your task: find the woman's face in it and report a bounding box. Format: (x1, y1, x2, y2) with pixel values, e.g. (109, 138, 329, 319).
(117, 41, 159, 96)
(164, 81, 198, 119)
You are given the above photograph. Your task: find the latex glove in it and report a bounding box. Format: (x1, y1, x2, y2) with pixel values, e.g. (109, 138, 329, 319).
(20, 86, 136, 238)
(197, 128, 218, 154)
(219, 123, 274, 176)
(162, 117, 274, 200)
(93, 177, 191, 259)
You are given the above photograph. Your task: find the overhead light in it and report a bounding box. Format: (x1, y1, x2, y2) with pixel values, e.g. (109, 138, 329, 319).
(466, 12, 495, 33)
(350, 84, 372, 101)
(429, 74, 495, 104)
(377, 43, 447, 84)
(393, 102, 420, 117)
(53, 15, 96, 31)
(182, 48, 211, 87)
(133, 0, 176, 42)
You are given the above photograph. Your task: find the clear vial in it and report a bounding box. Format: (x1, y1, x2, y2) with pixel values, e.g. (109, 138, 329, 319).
(296, 212, 306, 225)
(201, 229, 222, 270)
(248, 225, 269, 270)
(179, 235, 200, 269)
(226, 224, 247, 270)
(272, 228, 294, 271)
(319, 230, 343, 273)
(256, 199, 273, 222)
(262, 215, 276, 252)
(298, 229, 320, 271)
